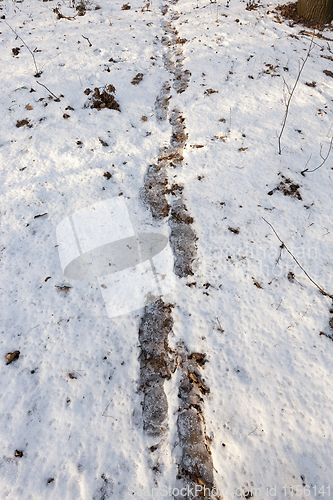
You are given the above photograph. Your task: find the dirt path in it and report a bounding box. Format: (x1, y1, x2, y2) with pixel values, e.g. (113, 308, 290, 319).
(138, 1, 220, 497)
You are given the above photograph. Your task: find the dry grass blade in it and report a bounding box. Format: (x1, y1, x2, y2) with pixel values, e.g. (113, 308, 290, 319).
(102, 400, 117, 420)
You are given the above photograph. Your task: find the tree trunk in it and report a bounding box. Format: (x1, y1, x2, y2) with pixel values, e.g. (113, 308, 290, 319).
(297, 0, 333, 23)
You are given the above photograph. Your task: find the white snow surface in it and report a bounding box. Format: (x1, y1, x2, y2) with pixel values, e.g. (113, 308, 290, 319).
(1, 0, 333, 497)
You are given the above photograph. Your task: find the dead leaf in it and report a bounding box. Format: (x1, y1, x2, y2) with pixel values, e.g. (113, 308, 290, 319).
(141, 115, 148, 121)
(55, 285, 71, 291)
(16, 119, 32, 128)
(131, 73, 143, 85)
(6, 351, 20, 365)
(25, 104, 33, 110)
(205, 88, 218, 95)
(323, 70, 333, 78)
(253, 278, 263, 289)
(99, 138, 109, 147)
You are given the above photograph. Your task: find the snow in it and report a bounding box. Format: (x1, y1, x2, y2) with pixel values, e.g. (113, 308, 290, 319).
(1, 0, 333, 497)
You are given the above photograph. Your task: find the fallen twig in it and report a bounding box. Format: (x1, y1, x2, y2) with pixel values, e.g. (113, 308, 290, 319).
(320, 331, 333, 341)
(34, 212, 48, 219)
(299, 30, 333, 41)
(278, 38, 314, 155)
(263, 217, 333, 299)
(301, 137, 333, 175)
(36, 81, 60, 100)
(248, 426, 260, 436)
(82, 35, 92, 47)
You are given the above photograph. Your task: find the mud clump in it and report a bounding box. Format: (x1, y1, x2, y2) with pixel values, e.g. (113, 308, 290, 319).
(268, 174, 302, 200)
(85, 85, 120, 112)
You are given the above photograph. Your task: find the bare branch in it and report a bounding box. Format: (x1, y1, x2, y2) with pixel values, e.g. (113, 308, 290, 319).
(5, 20, 41, 76)
(82, 35, 92, 47)
(301, 137, 333, 175)
(278, 38, 314, 155)
(262, 217, 333, 299)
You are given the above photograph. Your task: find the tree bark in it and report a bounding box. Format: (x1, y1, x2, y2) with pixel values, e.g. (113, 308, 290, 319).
(297, 0, 333, 23)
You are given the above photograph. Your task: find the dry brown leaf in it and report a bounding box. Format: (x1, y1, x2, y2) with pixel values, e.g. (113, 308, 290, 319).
(253, 278, 263, 289)
(6, 351, 20, 365)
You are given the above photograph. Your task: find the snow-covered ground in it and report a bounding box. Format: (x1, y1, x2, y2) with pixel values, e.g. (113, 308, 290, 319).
(1, 0, 333, 497)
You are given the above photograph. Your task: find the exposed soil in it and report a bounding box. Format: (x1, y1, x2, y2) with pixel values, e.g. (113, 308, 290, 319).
(138, 0, 218, 493)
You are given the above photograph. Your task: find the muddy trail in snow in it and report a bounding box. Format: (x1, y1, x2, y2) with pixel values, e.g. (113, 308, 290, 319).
(138, 1, 219, 496)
